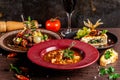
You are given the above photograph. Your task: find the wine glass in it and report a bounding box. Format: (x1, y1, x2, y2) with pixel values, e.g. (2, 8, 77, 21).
(61, 0, 76, 37)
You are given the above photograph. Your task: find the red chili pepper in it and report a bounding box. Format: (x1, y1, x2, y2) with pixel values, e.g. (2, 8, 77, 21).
(15, 74, 30, 80)
(7, 53, 17, 58)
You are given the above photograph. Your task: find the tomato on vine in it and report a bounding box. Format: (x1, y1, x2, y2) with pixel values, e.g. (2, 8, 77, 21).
(45, 18, 61, 32)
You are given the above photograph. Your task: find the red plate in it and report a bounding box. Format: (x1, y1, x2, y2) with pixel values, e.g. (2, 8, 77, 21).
(27, 39, 99, 70)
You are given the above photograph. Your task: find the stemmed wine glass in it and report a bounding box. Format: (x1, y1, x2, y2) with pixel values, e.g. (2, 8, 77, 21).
(61, 0, 76, 37)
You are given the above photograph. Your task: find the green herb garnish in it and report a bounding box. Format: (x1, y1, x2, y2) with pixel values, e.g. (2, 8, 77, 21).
(109, 73, 120, 79)
(99, 67, 115, 76)
(99, 68, 109, 75)
(63, 49, 74, 59)
(101, 30, 108, 34)
(88, 39, 103, 44)
(43, 34, 48, 40)
(24, 16, 36, 29)
(10, 64, 22, 74)
(63, 41, 76, 59)
(104, 50, 112, 59)
(99, 67, 120, 80)
(108, 67, 115, 74)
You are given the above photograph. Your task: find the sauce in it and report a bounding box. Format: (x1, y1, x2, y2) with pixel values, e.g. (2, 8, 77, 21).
(44, 49, 83, 64)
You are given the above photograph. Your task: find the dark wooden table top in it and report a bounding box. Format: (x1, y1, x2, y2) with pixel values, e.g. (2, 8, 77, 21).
(0, 28, 120, 80)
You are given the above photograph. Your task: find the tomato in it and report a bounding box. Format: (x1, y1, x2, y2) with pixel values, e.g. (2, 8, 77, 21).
(45, 18, 61, 32)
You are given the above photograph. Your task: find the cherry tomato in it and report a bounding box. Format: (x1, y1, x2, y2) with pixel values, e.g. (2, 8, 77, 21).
(45, 18, 61, 32)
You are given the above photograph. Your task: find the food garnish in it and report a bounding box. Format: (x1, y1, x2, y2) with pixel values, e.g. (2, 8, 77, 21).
(104, 50, 112, 59)
(63, 41, 76, 59)
(83, 19, 103, 31)
(10, 64, 22, 74)
(10, 64, 30, 80)
(99, 66, 120, 80)
(44, 41, 82, 64)
(13, 17, 49, 48)
(74, 27, 90, 39)
(100, 48, 118, 66)
(75, 19, 108, 47)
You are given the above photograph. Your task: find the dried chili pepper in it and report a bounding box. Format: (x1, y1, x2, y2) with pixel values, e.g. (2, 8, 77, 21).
(7, 53, 17, 58)
(15, 74, 30, 80)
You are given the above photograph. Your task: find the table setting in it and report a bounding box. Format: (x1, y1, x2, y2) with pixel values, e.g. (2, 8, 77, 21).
(0, 0, 120, 80)
(0, 18, 120, 80)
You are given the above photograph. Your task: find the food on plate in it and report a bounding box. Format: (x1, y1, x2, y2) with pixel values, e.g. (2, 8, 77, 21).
(43, 42, 83, 64)
(44, 49, 82, 64)
(13, 17, 49, 48)
(75, 19, 108, 47)
(100, 48, 118, 66)
(45, 18, 61, 32)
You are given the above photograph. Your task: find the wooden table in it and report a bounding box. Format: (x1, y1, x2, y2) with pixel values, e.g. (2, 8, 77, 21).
(0, 28, 120, 80)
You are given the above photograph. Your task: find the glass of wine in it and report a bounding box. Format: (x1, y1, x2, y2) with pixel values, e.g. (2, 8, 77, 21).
(61, 0, 76, 37)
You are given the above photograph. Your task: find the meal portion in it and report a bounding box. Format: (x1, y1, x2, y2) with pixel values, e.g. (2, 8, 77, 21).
(13, 17, 49, 48)
(44, 49, 82, 64)
(75, 19, 108, 47)
(100, 48, 118, 66)
(43, 42, 83, 64)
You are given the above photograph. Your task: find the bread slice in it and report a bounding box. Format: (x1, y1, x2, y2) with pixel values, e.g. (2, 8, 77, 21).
(100, 48, 118, 66)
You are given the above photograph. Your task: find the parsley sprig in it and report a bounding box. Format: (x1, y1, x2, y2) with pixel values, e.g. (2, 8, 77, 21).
(104, 50, 112, 59)
(99, 66, 120, 80)
(63, 41, 76, 59)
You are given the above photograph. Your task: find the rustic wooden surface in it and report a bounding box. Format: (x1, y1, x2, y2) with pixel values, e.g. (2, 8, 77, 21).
(0, 28, 120, 80)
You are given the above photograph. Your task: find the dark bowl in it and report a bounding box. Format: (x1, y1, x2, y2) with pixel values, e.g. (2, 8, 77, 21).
(0, 29, 62, 53)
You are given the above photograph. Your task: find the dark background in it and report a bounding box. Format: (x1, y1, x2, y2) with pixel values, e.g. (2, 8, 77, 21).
(0, 0, 120, 28)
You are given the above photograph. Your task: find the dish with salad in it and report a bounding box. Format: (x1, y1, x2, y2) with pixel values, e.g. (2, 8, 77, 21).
(0, 17, 61, 53)
(65, 19, 118, 49)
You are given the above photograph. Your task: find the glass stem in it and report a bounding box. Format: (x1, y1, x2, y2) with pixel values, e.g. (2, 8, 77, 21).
(66, 11, 74, 32)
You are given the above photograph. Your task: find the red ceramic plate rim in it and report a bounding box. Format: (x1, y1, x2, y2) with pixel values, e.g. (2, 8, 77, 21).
(27, 39, 99, 70)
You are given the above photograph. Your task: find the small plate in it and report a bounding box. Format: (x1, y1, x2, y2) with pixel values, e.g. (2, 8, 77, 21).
(27, 39, 99, 70)
(65, 31, 118, 49)
(0, 29, 62, 53)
